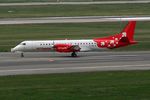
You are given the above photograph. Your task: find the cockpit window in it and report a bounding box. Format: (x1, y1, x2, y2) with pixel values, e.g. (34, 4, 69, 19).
(21, 43, 26, 45)
(23, 43, 26, 45)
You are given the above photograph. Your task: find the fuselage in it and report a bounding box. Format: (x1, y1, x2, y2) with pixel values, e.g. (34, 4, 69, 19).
(11, 39, 105, 53)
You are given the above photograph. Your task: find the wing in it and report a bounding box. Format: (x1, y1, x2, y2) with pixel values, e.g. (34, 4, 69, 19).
(54, 44, 81, 52)
(70, 45, 81, 51)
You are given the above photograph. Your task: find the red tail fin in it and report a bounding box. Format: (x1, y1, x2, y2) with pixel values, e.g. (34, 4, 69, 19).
(93, 21, 137, 49)
(121, 21, 136, 41)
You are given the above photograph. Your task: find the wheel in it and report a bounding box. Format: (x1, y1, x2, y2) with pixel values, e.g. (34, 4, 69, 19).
(71, 52, 77, 57)
(21, 52, 24, 57)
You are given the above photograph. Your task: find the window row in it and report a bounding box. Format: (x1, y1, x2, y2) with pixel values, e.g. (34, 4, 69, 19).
(40, 42, 96, 45)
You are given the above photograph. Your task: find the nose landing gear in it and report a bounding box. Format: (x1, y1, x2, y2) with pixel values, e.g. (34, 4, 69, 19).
(21, 52, 24, 57)
(71, 52, 77, 57)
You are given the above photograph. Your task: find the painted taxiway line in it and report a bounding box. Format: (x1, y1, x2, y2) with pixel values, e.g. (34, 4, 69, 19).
(0, 1, 150, 6)
(0, 64, 150, 76)
(0, 16, 150, 25)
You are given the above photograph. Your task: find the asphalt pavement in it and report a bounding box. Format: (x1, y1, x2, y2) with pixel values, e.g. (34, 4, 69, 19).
(0, 16, 150, 25)
(0, 1, 150, 6)
(0, 51, 150, 76)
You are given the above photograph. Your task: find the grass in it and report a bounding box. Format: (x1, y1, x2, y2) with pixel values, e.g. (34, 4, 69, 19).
(0, 4, 149, 18)
(0, 0, 137, 3)
(0, 21, 150, 52)
(0, 71, 150, 100)
(0, 0, 57, 3)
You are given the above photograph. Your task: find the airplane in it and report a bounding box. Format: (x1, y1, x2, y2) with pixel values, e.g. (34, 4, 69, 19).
(11, 21, 137, 57)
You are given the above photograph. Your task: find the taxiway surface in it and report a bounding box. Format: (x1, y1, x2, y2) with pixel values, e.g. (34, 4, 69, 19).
(0, 1, 150, 6)
(0, 51, 150, 76)
(0, 16, 150, 25)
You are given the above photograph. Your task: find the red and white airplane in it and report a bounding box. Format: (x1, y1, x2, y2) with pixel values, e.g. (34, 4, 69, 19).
(11, 21, 137, 57)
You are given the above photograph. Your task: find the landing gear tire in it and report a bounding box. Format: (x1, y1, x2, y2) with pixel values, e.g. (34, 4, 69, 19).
(71, 52, 77, 57)
(21, 52, 24, 57)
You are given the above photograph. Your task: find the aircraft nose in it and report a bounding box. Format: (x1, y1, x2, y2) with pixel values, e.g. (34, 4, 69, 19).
(11, 45, 21, 52)
(11, 46, 18, 52)
(11, 48, 15, 52)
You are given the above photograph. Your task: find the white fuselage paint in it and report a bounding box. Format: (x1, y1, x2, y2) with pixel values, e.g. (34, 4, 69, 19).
(11, 39, 105, 53)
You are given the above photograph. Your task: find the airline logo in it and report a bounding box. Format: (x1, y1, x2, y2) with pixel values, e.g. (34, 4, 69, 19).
(94, 31, 129, 49)
(122, 32, 127, 37)
(101, 42, 105, 46)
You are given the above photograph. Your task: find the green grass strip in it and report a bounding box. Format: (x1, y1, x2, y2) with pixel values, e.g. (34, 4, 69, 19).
(0, 4, 149, 18)
(0, 0, 139, 3)
(0, 71, 150, 100)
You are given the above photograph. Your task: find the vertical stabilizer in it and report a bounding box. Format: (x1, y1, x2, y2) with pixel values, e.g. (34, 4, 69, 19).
(94, 21, 137, 49)
(121, 21, 136, 41)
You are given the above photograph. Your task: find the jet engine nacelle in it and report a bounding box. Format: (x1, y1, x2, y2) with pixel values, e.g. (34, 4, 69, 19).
(54, 44, 75, 52)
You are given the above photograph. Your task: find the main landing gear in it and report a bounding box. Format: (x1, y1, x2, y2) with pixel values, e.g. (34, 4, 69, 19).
(71, 52, 77, 57)
(21, 52, 24, 57)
